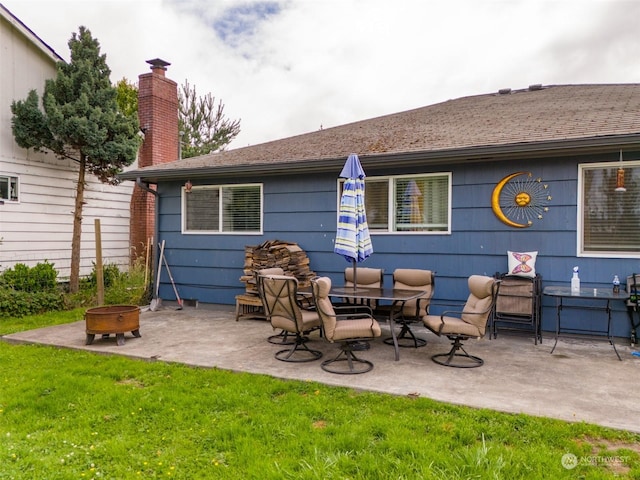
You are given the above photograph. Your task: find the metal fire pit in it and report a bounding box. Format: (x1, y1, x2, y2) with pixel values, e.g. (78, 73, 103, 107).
(85, 305, 141, 346)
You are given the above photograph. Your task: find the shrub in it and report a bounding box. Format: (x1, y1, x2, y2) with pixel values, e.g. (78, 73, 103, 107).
(0, 289, 64, 317)
(0, 261, 151, 317)
(66, 262, 151, 308)
(84, 262, 124, 289)
(0, 262, 64, 318)
(0, 261, 58, 292)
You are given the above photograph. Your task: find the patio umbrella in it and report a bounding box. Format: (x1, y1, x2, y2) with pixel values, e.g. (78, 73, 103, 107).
(334, 153, 373, 288)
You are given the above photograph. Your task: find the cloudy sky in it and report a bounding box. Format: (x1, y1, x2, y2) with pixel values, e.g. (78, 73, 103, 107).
(4, 0, 640, 148)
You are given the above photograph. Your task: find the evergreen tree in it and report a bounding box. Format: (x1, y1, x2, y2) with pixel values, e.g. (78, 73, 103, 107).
(11, 26, 141, 293)
(178, 80, 241, 158)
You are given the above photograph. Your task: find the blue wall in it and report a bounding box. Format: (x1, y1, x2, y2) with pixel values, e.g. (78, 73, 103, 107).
(155, 152, 638, 338)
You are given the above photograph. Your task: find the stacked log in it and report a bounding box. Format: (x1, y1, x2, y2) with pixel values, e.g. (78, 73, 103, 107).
(241, 240, 316, 293)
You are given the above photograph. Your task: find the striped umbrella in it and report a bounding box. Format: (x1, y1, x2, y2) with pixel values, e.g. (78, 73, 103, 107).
(334, 153, 373, 287)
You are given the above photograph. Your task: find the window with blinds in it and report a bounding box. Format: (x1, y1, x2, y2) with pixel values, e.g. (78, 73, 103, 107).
(183, 184, 262, 233)
(342, 173, 451, 233)
(580, 162, 640, 255)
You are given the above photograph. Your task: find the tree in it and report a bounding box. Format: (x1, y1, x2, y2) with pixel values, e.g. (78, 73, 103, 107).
(178, 80, 241, 158)
(11, 26, 141, 293)
(114, 77, 138, 120)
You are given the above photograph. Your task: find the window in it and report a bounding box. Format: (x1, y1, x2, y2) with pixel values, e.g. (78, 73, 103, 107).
(579, 161, 640, 256)
(183, 184, 262, 234)
(0, 175, 19, 202)
(341, 173, 451, 233)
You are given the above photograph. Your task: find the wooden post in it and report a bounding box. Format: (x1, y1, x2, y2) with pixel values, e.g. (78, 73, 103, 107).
(95, 218, 104, 306)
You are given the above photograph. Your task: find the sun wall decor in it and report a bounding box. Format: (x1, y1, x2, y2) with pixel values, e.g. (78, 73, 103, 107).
(491, 172, 551, 228)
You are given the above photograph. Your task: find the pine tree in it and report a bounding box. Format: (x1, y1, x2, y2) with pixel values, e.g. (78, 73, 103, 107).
(11, 26, 141, 293)
(179, 80, 241, 158)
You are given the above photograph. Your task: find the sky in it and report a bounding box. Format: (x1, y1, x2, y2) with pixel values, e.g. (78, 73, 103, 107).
(4, 0, 640, 149)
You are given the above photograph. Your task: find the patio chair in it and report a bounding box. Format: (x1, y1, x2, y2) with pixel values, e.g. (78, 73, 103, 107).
(235, 267, 285, 322)
(491, 273, 542, 344)
(312, 276, 382, 374)
(258, 274, 322, 362)
(377, 268, 434, 348)
(342, 267, 384, 309)
(422, 275, 499, 368)
(253, 268, 296, 345)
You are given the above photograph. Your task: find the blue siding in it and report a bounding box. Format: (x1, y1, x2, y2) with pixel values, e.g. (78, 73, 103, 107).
(154, 153, 639, 338)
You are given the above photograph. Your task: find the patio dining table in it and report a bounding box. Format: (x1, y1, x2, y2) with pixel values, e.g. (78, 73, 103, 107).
(329, 286, 427, 361)
(543, 285, 629, 360)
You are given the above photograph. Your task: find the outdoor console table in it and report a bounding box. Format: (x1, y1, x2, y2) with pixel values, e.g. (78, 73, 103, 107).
(543, 286, 628, 361)
(329, 286, 426, 361)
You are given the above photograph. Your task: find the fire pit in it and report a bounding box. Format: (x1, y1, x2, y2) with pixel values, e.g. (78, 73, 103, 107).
(85, 305, 141, 346)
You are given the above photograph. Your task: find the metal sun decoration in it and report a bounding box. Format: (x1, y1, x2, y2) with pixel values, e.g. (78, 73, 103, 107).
(492, 172, 551, 228)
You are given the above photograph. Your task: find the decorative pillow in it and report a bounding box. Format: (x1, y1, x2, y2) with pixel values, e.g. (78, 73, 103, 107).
(507, 251, 538, 278)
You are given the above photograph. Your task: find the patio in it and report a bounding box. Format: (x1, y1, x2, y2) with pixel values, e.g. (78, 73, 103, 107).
(3, 302, 639, 433)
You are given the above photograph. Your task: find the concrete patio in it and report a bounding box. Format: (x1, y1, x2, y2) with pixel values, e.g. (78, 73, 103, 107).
(3, 302, 639, 433)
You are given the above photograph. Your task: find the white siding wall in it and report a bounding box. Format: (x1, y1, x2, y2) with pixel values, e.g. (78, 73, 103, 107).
(0, 8, 133, 280)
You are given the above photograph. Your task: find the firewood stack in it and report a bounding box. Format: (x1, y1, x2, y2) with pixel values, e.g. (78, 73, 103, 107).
(241, 240, 316, 294)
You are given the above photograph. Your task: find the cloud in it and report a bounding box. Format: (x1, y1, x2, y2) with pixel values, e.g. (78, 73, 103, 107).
(4, 0, 640, 149)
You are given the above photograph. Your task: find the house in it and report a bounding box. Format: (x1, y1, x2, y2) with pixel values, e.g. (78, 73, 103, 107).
(0, 4, 136, 280)
(120, 65, 640, 338)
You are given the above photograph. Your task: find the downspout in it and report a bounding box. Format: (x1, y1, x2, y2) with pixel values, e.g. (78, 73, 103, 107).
(135, 177, 158, 197)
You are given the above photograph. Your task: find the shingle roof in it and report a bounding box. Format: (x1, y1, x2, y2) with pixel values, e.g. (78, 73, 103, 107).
(121, 84, 640, 181)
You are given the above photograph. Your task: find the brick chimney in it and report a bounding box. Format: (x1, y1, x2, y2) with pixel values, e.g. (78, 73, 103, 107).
(130, 58, 179, 262)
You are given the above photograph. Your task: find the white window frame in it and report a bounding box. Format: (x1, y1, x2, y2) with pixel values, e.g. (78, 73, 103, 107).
(182, 183, 263, 235)
(577, 161, 640, 258)
(337, 172, 452, 234)
(0, 174, 19, 203)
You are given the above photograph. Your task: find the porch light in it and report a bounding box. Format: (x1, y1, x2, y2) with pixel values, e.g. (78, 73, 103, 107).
(615, 150, 626, 193)
(185, 180, 192, 193)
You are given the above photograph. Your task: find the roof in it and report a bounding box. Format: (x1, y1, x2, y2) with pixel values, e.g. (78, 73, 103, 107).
(120, 83, 640, 182)
(0, 3, 64, 63)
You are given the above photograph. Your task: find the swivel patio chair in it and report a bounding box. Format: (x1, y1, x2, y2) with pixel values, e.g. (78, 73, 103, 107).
(312, 276, 382, 374)
(377, 268, 434, 348)
(235, 267, 285, 322)
(253, 267, 295, 345)
(422, 275, 499, 368)
(343, 267, 384, 309)
(258, 274, 322, 362)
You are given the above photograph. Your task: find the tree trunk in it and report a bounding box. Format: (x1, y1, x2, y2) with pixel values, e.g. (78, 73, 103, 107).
(69, 155, 86, 293)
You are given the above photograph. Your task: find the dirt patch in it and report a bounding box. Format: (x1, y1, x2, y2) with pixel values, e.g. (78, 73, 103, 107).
(576, 436, 640, 476)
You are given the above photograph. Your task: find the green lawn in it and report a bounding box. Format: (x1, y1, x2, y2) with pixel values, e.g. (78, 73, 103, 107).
(1, 312, 639, 479)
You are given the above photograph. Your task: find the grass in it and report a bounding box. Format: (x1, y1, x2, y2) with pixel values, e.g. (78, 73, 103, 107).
(1, 312, 639, 479)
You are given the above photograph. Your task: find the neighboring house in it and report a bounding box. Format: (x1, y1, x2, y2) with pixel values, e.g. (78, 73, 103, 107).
(121, 73, 640, 337)
(0, 4, 135, 280)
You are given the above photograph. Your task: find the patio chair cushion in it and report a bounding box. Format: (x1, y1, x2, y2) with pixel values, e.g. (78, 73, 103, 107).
(333, 317, 382, 340)
(271, 308, 321, 332)
(461, 275, 496, 333)
(344, 267, 383, 287)
(314, 276, 338, 339)
(313, 276, 382, 342)
(391, 268, 434, 317)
